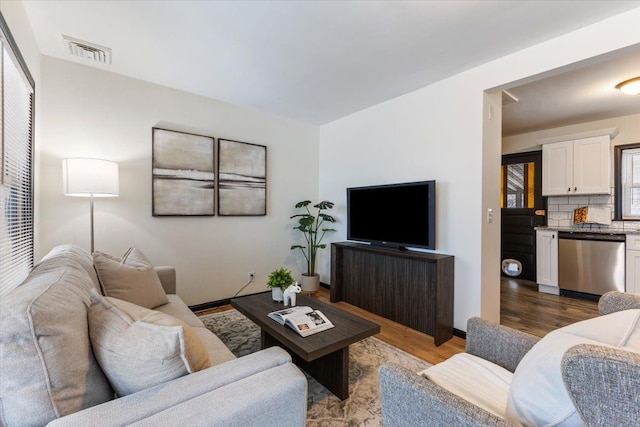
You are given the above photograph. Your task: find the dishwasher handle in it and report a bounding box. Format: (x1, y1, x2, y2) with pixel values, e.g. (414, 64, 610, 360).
(558, 231, 626, 242)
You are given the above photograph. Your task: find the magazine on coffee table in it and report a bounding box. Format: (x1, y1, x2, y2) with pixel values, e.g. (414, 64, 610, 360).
(268, 306, 335, 337)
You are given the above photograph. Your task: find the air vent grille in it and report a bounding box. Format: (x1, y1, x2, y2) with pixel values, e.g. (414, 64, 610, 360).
(62, 35, 111, 64)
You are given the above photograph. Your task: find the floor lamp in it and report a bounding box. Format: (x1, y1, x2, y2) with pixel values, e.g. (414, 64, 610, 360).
(63, 158, 119, 253)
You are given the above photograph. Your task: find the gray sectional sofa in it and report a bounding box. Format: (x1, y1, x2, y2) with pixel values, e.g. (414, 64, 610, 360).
(0, 244, 307, 426)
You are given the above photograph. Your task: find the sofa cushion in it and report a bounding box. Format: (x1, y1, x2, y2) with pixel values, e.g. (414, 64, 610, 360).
(154, 296, 236, 365)
(506, 309, 640, 427)
(39, 243, 101, 290)
(155, 294, 205, 328)
(88, 292, 211, 396)
(419, 352, 512, 419)
(191, 326, 237, 365)
(0, 258, 114, 427)
(93, 247, 169, 309)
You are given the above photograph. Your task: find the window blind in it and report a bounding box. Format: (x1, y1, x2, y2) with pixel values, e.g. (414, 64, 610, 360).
(0, 14, 35, 297)
(621, 147, 640, 220)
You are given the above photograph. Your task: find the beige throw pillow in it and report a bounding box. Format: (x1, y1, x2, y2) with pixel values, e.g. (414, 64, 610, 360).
(93, 247, 169, 309)
(88, 291, 211, 396)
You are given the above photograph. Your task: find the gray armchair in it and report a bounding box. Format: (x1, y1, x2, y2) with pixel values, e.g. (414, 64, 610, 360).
(379, 291, 640, 426)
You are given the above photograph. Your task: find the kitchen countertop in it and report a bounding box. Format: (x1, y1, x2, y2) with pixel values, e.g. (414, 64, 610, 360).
(535, 226, 640, 235)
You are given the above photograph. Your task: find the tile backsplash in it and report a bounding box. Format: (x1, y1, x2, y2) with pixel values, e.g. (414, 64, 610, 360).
(546, 188, 640, 231)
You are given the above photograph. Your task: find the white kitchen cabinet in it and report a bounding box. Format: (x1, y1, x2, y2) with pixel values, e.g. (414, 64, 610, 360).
(536, 229, 559, 294)
(626, 235, 640, 295)
(542, 135, 611, 196)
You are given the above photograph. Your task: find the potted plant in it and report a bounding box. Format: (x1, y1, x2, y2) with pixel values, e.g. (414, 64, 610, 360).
(290, 200, 337, 293)
(267, 267, 294, 301)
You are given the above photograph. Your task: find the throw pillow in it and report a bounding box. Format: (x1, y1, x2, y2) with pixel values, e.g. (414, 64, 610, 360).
(93, 247, 169, 309)
(505, 309, 640, 426)
(88, 291, 211, 396)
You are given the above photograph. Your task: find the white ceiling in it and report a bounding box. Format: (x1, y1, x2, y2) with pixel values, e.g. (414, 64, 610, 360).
(502, 46, 640, 136)
(20, 0, 640, 131)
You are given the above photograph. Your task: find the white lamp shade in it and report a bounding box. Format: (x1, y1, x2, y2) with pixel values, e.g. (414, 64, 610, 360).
(63, 158, 119, 197)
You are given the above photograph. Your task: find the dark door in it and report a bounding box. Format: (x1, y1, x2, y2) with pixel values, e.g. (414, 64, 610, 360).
(501, 151, 545, 281)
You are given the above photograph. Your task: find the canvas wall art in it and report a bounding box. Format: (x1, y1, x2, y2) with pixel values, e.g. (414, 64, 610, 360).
(152, 128, 215, 216)
(218, 139, 266, 216)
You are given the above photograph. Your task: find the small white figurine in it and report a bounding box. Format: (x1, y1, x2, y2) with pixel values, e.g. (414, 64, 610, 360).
(283, 283, 301, 307)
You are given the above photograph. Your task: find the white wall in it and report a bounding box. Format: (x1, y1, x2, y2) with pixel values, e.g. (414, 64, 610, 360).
(481, 92, 503, 323)
(503, 113, 640, 154)
(319, 8, 640, 331)
(38, 57, 319, 305)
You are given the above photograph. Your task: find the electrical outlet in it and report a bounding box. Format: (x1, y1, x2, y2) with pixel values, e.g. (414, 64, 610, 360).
(248, 272, 255, 282)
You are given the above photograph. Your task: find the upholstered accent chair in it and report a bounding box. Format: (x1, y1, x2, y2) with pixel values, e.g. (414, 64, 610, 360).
(380, 291, 640, 426)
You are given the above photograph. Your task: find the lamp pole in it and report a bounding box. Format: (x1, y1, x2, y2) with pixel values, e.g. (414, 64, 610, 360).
(90, 193, 95, 253)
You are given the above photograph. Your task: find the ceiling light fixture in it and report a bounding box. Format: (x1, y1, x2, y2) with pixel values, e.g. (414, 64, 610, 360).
(615, 77, 640, 95)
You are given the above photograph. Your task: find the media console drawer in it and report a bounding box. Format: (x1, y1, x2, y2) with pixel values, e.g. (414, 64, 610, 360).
(330, 242, 454, 346)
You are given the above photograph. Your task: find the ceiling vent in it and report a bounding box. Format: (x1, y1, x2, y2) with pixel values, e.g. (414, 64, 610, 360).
(62, 35, 111, 64)
(502, 90, 519, 105)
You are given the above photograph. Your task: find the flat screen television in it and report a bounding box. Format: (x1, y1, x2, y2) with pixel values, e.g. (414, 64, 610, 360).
(347, 180, 436, 250)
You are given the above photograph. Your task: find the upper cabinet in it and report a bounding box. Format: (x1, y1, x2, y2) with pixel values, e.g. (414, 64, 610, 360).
(540, 128, 617, 196)
(542, 140, 574, 196)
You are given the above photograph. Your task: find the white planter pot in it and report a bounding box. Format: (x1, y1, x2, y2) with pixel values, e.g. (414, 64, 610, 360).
(300, 274, 320, 293)
(271, 287, 284, 302)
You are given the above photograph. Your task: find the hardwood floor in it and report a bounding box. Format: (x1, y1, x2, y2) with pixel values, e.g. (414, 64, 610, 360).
(195, 288, 466, 365)
(195, 279, 600, 365)
(500, 277, 599, 337)
(314, 289, 466, 365)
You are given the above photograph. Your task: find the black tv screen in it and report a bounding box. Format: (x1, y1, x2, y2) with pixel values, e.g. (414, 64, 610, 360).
(347, 180, 436, 250)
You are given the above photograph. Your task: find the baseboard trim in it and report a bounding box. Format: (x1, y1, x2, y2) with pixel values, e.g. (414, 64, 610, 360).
(191, 285, 467, 342)
(189, 299, 231, 312)
(189, 284, 331, 312)
(189, 290, 269, 312)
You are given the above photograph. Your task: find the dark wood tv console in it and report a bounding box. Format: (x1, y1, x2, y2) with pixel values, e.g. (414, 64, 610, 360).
(330, 242, 454, 346)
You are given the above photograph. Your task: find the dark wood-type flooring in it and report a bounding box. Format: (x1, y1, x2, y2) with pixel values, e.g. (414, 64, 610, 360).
(195, 279, 600, 364)
(500, 277, 599, 337)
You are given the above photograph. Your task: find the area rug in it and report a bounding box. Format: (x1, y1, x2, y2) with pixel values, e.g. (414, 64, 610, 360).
(199, 309, 430, 426)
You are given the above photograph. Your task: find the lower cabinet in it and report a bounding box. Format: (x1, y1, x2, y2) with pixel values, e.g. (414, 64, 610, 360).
(626, 235, 640, 295)
(536, 230, 559, 294)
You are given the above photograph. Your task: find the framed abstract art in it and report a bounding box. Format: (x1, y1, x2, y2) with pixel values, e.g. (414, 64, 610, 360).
(152, 128, 215, 216)
(217, 139, 267, 216)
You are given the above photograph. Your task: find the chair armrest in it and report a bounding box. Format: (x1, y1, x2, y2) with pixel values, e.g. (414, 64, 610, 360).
(562, 344, 640, 426)
(466, 317, 539, 372)
(379, 364, 510, 427)
(48, 347, 300, 426)
(155, 266, 176, 294)
(598, 291, 640, 315)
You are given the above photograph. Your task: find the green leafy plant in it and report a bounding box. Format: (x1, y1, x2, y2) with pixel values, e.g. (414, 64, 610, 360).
(266, 267, 294, 290)
(290, 200, 337, 276)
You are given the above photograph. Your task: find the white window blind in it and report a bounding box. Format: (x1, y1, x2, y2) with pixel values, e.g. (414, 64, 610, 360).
(620, 147, 640, 220)
(0, 14, 35, 297)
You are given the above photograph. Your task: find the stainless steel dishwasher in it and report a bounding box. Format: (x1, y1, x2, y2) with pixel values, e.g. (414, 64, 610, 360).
(558, 232, 625, 296)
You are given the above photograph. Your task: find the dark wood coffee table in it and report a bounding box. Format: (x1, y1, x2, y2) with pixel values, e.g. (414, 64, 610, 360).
(231, 292, 380, 400)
